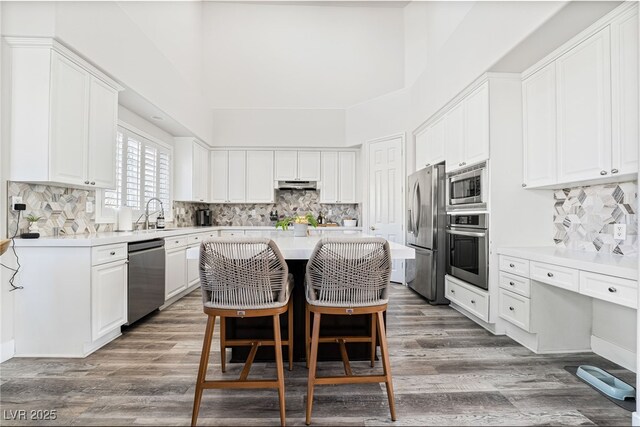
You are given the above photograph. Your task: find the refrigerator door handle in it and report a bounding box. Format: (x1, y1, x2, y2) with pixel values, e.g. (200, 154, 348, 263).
(407, 209, 413, 233)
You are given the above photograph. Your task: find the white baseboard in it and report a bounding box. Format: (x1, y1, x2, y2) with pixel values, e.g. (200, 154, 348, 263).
(591, 335, 637, 373)
(449, 303, 500, 335)
(0, 339, 15, 363)
(632, 412, 640, 426)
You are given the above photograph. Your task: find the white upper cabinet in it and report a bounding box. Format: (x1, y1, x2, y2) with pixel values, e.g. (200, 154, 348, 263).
(6, 38, 122, 189)
(414, 115, 445, 171)
(464, 81, 490, 166)
(522, 3, 638, 188)
(246, 150, 274, 203)
(320, 151, 357, 203)
(523, 62, 557, 188)
(274, 150, 298, 180)
(445, 103, 465, 172)
(611, 6, 639, 176)
(274, 150, 321, 181)
(210, 150, 229, 203)
(88, 77, 119, 188)
(556, 27, 611, 183)
(443, 81, 489, 173)
(174, 138, 209, 202)
(228, 151, 247, 202)
(297, 151, 321, 180)
(49, 52, 90, 187)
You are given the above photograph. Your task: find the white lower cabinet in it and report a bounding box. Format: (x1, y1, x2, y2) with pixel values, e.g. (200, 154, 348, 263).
(445, 275, 489, 322)
(579, 271, 638, 309)
(187, 245, 201, 288)
(91, 260, 128, 341)
(498, 288, 531, 332)
(165, 245, 188, 300)
(220, 230, 245, 237)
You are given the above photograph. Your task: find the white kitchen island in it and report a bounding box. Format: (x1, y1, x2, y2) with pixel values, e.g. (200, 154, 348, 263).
(185, 231, 415, 260)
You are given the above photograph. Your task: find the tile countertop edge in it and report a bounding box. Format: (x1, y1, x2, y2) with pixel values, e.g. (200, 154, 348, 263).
(497, 246, 638, 281)
(10, 226, 364, 248)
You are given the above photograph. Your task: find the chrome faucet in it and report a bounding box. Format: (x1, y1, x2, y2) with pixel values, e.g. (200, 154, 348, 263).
(134, 198, 165, 230)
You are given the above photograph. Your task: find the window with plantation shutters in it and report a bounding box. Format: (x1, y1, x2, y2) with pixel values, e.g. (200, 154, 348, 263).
(100, 125, 172, 222)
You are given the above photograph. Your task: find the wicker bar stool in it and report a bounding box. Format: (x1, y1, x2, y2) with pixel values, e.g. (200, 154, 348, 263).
(304, 237, 396, 425)
(192, 238, 294, 427)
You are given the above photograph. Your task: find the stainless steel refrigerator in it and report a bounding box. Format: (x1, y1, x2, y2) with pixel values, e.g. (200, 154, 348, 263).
(405, 163, 448, 304)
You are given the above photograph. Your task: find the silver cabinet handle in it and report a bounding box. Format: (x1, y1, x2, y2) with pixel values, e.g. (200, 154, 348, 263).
(600, 170, 608, 175)
(608, 287, 617, 293)
(370, 226, 375, 231)
(84, 180, 90, 184)
(462, 162, 466, 166)
(611, 169, 619, 174)
(471, 299, 476, 304)
(450, 289, 455, 293)
(458, 162, 463, 167)
(522, 183, 527, 187)
(175, 241, 179, 244)
(509, 281, 515, 286)
(547, 272, 554, 277)
(509, 263, 515, 268)
(509, 306, 515, 311)
(110, 251, 116, 255)
(90, 181, 95, 185)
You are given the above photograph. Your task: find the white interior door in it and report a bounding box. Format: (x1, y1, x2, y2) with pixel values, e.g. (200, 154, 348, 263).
(368, 136, 404, 283)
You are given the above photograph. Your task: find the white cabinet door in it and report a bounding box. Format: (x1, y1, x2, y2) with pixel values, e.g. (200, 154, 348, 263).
(298, 151, 321, 181)
(274, 150, 297, 180)
(464, 81, 490, 166)
(192, 143, 209, 202)
(426, 116, 446, 167)
(338, 152, 357, 203)
(444, 102, 465, 172)
(556, 27, 611, 183)
(87, 77, 118, 189)
(165, 247, 187, 300)
(320, 151, 339, 203)
(611, 7, 639, 176)
(414, 127, 430, 171)
(523, 62, 558, 188)
(210, 151, 228, 203)
(187, 246, 200, 288)
(49, 52, 90, 186)
(228, 150, 246, 202)
(246, 150, 274, 202)
(91, 260, 127, 341)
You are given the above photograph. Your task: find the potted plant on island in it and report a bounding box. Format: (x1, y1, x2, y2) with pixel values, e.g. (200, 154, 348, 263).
(275, 213, 318, 237)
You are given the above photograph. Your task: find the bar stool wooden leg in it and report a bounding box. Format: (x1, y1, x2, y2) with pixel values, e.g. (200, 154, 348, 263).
(305, 303, 310, 368)
(192, 314, 215, 426)
(288, 298, 294, 371)
(376, 311, 396, 421)
(370, 313, 377, 368)
(273, 313, 286, 427)
(220, 317, 226, 373)
(306, 312, 321, 425)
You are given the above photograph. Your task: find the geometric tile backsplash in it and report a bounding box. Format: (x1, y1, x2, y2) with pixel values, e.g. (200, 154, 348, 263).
(553, 181, 637, 255)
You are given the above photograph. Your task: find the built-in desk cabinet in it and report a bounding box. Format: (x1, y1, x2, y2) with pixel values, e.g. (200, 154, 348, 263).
(522, 3, 638, 188)
(6, 38, 122, 189)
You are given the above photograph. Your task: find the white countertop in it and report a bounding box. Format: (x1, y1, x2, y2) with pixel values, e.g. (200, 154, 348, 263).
(497, 246, 638, 280)
(11, 226, 363, 247)
(185, 231, 415, 260)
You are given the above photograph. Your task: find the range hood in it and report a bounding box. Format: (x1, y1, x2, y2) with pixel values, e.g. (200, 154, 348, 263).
(277, 180, 317, 190)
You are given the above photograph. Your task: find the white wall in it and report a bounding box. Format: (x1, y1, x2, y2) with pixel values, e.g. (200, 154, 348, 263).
(211, 108, 345, 147)
(202, 2, 405, 110)
(1, 1, 211, 143)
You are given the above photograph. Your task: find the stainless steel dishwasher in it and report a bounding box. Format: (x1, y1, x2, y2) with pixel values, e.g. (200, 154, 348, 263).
(127, 239, 166, 325)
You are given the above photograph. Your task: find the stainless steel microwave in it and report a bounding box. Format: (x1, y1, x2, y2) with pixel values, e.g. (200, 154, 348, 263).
(447, 162, 487, 210)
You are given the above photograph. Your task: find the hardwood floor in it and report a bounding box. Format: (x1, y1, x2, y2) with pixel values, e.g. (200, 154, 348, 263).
(1, 284, 634, 426)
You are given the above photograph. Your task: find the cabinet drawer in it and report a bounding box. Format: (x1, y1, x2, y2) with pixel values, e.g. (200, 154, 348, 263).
(530, 261, 579, 292)
(580, 271, 638, 309)
(91, 243, 127, 266)
(188, 233, 208, 246)
(499, 255, 530, 277)
(165, 236, 189, 250)
(498, 288, 531, 332)
(245, 230, 265, 236)
(220, 230, 245, 237)
(499, 271, 531, 297)
(445, 276, 489, 322)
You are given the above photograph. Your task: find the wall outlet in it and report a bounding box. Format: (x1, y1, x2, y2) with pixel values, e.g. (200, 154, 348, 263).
(86, 201, 94, 214)
(613, 224, 626, 240)
(11, 196, 23, 210)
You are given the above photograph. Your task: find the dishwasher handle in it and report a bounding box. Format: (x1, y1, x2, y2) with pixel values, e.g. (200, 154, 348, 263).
(128, 239, 165, 253)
